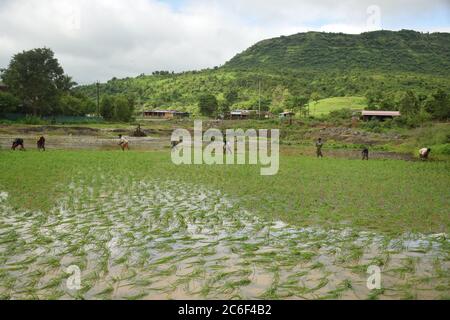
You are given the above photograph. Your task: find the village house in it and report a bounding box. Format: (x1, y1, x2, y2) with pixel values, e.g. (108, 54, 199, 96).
(361, 110, 401, 121)
(0, 82, 8, 92)
(279, 111, 295, 119)
(143, 110, 190, 119)
(230, 110, 272, 120)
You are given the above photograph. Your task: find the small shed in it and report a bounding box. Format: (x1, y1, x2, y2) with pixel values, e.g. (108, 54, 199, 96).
(230, 110, 251, 120)
(0, 83, 8, 92)
(230, 110, 272, 120)
(361, 111, 401, 121)
(279, 112, 295, 118)
(143, 110, 190, 119)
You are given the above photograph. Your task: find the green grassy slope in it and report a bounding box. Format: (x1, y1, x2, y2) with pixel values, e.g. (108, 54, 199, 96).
(310, 97, 367, 115)
(224, 30, 450, 75)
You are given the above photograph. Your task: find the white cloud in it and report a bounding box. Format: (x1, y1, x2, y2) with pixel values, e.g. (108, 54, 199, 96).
(0, 0, 448, 84)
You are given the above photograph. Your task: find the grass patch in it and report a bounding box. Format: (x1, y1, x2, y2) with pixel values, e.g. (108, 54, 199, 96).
(310, 96, 367, 116)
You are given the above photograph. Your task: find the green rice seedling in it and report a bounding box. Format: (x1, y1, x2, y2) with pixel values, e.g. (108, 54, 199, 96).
(132, 278, 152, 287)
(319, 280, 353, 300)
(311, 262, 325, 270)
(259, 285, 280, 300)
(45, 290, 66, 300)
(0, 292, 11, 300)
(367, 288, 386, 300)
(114, 254, 130, 266)
(95, 286, 114, 299)
(369, 256, 388, 267)
(39, 277, 63, 290)
(124, 292, 148, 300)
(154, 265, 177, 277)
(278, 278, 301, 290)
(308, 277, 329, 293)
(388, 257, 416, 278)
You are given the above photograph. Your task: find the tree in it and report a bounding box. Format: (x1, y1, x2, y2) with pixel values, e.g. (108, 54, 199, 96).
(270, 86, 291, 114)
(310, 92, 321, 104)
(365, 90, 383, 110)
(225, 90, 238, 107)
(218, 99, 230, 118)
(310, 92, 321, 115)
(398, 90, 420, 117)
(58, 94, 84, 116)
(286, 95, 310, 116)
(1, 48, 67, 115)
(100, 95, 134, 122)
(59, 75, 78, 92)
(114, 96, 135, 122)
(0, 92, 20, 115)
(425, 89, 450, 120)
(57, 94, 96, 116)
(198, 94, 218, 117)
(100, 96, 115, 120)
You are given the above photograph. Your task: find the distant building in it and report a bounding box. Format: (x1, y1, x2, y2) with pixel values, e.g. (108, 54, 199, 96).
(361, 111, 401, 121)
(0, 83, 8, 92)
(230, 110, 272, 120)
(143, 110, 190, 119)
(279, 111, 295, 118)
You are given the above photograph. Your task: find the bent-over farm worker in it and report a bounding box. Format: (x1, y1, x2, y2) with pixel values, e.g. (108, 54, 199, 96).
(171, 137, 183, 150)
(11, 138, 25, 151)
(419, 148, 431, 160)
(37, 136, 46, 151)
(118, 135, 129, 151)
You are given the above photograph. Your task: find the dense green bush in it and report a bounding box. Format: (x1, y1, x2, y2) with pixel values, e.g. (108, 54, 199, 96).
(21, 115, 48, 125)
(100, 95, 134, 122)
(198, 94, 218, 117)
(0, 92, 20, 115)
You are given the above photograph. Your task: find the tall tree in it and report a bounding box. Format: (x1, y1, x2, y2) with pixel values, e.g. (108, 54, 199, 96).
(287, 95, 310, 116)
(198, 94, 218, 117)
(310, 92, 321, 116)
(398, 90, 420, 117)
(224, 90, 238, 107)
(0, 92, 20, 115)
(114, 95, 135, 122)
(425, 89, 450, 120)
(1, 48, 67, 115)
(100, 96, 115, 120)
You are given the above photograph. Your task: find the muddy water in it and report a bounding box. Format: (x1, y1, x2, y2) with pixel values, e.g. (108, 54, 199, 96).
(286, 147, 417, 161)
(0, 179, 448, 300)
(0, 133, 418, 162)
(0, 134, 168, 151)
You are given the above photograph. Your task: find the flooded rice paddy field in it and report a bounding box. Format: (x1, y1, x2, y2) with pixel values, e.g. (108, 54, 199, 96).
(0, 133, 419, 162)
(0, 177, 448, 300)
(0, 134, 168, 151)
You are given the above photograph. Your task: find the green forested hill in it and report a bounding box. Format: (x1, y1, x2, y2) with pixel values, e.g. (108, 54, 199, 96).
(75, 30, 450, 115)
(224, 30, 450, 75)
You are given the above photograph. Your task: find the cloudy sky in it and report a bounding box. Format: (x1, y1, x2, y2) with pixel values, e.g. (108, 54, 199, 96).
(0, 0, 449, 84)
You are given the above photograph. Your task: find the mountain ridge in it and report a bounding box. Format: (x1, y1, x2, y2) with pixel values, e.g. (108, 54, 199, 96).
(222, 29, 450, 75)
